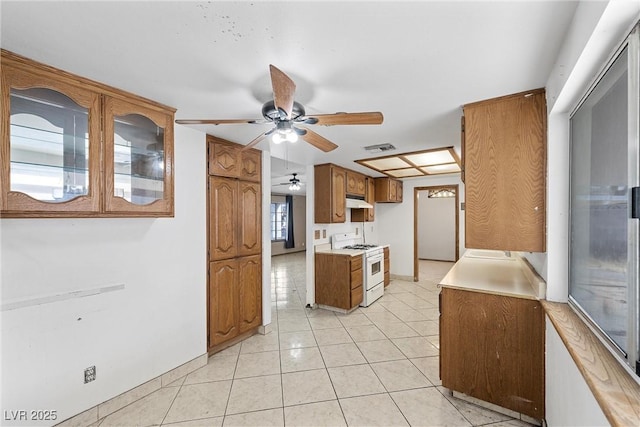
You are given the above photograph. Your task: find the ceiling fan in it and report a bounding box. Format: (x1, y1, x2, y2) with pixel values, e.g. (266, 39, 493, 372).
(175, 65, 384, 152)
(277, 173, 304, 191)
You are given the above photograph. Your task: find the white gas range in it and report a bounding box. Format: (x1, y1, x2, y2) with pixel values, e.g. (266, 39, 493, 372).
(332, 233, 385, 307)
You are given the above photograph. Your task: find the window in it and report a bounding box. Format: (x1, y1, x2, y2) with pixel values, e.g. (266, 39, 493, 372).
(569, 25, 639, 376)
(270, 202, 288, 241)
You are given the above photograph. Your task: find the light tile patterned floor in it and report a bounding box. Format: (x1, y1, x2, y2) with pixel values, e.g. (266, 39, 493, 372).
(95, 254, 535, 426)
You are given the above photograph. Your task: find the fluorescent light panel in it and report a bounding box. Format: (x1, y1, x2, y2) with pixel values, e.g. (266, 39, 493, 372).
(355, 146, 461, 179)
(421, 163, 461, 174)
(386, 168, 422, 177)
(404, 150, 455, 166)
(361, 157, 409, 170)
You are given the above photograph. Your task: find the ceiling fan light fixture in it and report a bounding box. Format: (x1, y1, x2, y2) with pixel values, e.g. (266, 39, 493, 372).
(285, 131, 298, 143)
(272, 133, 285, 144)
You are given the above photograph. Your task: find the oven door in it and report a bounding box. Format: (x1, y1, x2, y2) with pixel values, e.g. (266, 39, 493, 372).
(366, 253, 384, 289)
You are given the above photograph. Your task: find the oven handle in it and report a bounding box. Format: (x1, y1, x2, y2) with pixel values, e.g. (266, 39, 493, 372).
(367, 253, 384, 264)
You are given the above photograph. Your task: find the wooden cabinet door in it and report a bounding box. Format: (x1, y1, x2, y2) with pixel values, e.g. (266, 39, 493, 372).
(240, 149, 261, 182)
(366, 178, 375, 221)
(346, 171, 366, 197)
(464, 89, 546, 251)
(331, 167, 346, 223)
(383, 247, 390, 286)
(104, 96, 175, 216)
(440, 287, 544, 419)
(395, 180, 403, 202)
(209, 177, 238, 260)
(315, 253, 351, 310)
(209, 260, 239, 347)
(208, 137, 240, 177)
(238, 255, 262, 333)
(238, 181, 261, 257)
(389, 178, 397, 201)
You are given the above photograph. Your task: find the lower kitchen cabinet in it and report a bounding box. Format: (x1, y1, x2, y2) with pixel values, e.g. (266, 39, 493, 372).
(315, 253, 363, 310)
(238, 255, 262, 333)
(383, 246, 390, 286)
(439, 287, 544, 420)
(209, 255, 261, 348)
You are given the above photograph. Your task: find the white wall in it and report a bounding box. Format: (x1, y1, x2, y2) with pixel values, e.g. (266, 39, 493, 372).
(545, 319, 608, 426)
(0, 125, 207, 424)
(376, 175, 465, 278)
(540, 1, 640, 424)
(417, 193, 456, 261)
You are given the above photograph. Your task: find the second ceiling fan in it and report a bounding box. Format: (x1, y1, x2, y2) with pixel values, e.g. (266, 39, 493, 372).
(176, 65, 384, 152)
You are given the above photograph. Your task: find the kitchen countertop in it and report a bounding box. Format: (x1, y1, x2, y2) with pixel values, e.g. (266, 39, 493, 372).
(314, 243, 364, 257)
(439, 250, 545, 300)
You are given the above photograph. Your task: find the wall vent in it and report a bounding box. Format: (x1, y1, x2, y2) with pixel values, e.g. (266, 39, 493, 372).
(364, 143, 396, 153)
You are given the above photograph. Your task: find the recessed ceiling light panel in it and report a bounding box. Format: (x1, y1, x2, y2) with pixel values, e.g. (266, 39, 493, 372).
(361, 157, 409, 170)
(421, 163, 461, 174)
(386, 168, 422, 177)
(404, 150, 455, 166)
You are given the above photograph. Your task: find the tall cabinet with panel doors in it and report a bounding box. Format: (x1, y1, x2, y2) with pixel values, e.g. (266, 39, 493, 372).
(0, 49, 174, 218)
(314, 163, 346, 223)
(207, 136, 262, 351)
(462, 88, 546, 251)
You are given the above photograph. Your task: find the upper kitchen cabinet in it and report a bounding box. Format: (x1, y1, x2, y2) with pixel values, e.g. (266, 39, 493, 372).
(208, 136, 261, 182)
(351, 176, 375, 222)
(315, 163, 346, 223)
(103, 97, 174, 216)
(374, 177, 403, 203)
(346, 170, 366, 197)
(1, 56, 102, 216)
(0, 49, 176, 218)
(463, 88, 546, 252)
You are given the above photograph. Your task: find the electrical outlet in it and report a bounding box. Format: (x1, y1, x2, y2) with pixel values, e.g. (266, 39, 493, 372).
(355, 228, 359, 235)
(84, 366, 96, 383)
(322, 230, 326, 238)
(314, 230, 320, 240)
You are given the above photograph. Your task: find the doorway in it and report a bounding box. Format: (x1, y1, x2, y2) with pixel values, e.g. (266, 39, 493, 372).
(413, 185, 459, 281)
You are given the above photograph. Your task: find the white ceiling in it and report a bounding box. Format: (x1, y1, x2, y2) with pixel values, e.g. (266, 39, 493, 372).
(1, 0, 579, 194)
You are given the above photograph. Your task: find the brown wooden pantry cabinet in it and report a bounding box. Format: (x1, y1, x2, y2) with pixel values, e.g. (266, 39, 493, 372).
(207, 136, 262, 351)
(440, 286, 545, 420)
(462, 88, 546, 251)
(1, 49, 175, 218)
(315, 252, 363, 310)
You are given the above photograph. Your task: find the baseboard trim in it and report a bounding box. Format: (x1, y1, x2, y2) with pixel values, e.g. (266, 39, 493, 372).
(56, 353, 207, 426)
(390, 274, 413, 282)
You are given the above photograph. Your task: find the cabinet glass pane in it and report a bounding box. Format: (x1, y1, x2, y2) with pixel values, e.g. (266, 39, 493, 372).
(113, 114, 164, 205)
(10, 88, 89, 202)
(569, 46, 629, 353)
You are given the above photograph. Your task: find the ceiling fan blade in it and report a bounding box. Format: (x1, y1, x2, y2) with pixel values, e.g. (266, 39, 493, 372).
(270, 65, 296, 120)
(175, 118, 266, 125)
(242, 131, 270, 150)
(303, 112, 384, 126)
(300, 127, 339, 152)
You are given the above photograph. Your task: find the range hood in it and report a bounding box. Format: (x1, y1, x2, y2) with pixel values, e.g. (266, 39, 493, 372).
(345, 197, 373, 209)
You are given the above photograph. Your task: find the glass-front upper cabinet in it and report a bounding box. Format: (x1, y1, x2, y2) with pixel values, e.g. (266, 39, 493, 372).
(103, 97, 174, 216)
(1, 66, 101, 215)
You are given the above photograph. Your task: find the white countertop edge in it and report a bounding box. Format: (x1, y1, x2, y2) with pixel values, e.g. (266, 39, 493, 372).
(439, 253, 547, 301)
